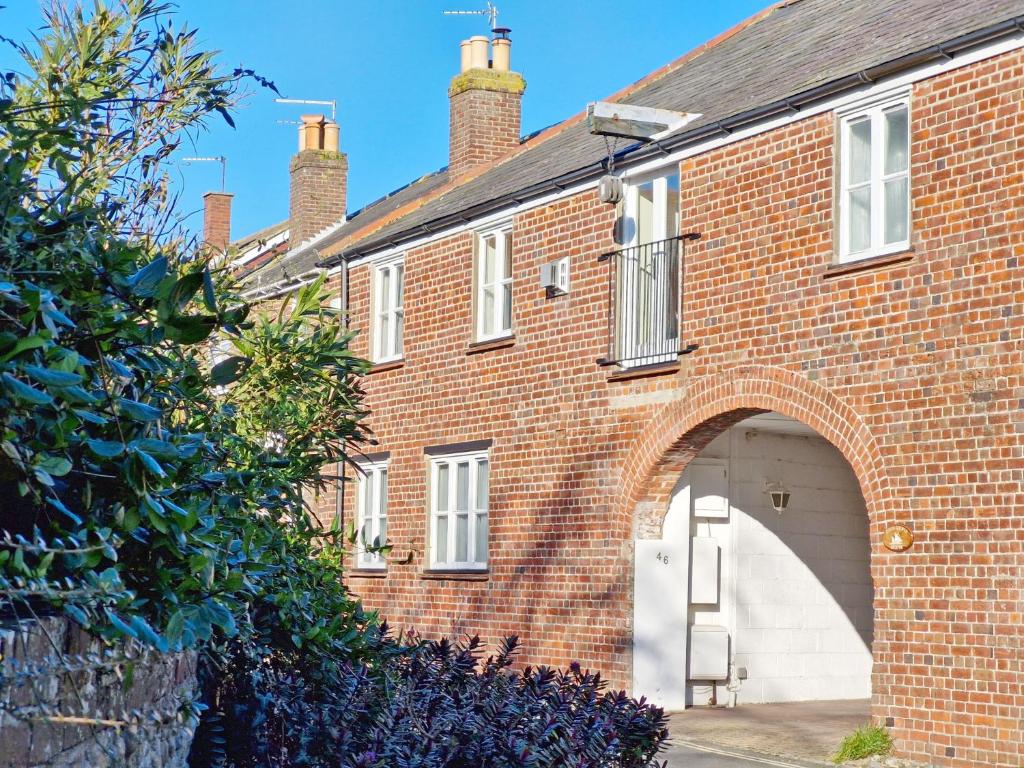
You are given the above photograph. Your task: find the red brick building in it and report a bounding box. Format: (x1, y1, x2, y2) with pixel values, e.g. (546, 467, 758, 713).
(227, 1, 1024, 765)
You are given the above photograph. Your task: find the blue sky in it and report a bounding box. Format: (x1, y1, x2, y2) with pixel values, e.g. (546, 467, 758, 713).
(1, 1, 766, 241)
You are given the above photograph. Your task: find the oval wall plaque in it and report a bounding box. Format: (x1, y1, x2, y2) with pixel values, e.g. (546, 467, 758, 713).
(883, 524, 913, 552)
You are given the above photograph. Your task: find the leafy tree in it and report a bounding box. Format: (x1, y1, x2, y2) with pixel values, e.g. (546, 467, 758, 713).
(0, 0, 371, 655)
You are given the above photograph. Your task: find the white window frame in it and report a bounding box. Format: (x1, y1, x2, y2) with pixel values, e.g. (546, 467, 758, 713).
(837, 91, 911, 263)
(355, 459, 388, 570)
(428, 450, 489, 571)
(373, 256, 404, 363)
(475, 225, 513, 341)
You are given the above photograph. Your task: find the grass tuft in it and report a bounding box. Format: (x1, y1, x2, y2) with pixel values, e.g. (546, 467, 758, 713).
(831, 724, 893, 763)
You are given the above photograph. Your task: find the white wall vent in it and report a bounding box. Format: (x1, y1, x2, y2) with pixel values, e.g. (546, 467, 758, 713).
(540, 257, 570, 295)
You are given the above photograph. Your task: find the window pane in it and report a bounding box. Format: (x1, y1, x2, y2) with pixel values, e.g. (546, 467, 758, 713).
(502, 232, 512, 279)
(379, 315, 390, 355)
(848, 186, 871, 253)
(378, 516, 386, 549)
(665, 175, 680, 239)
(363, 473, 375, 521)
(483, 236, 496, 283)
(379, 469, 388, 518)
(475, 459, 488, 510)
(436, 463, 449, 511)
(435, 514, 448, 563)
(380, 269, 392, 311)
(482, 287, 495, 335)
(501, 283, 512, 332)
(637, 182, 655, 245)
(395, 264, 405, 306)
(884, 106, 909, 175)
(474, 512, 488, 564)
(456, 462, 469, 510)
(848, 119, 871, 185)
(395, 311, 404, 355)
(455, 514, 469, 561)
(884, 176, 909, 244)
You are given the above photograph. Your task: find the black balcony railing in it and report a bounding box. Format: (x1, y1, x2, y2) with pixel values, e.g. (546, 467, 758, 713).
(597, 234, 699, 369)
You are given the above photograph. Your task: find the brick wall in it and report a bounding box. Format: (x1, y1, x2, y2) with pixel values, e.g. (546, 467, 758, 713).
(289, 150, 347, 246)
(306, 47, 1022, 768)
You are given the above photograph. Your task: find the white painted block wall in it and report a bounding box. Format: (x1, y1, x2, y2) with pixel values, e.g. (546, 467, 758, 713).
(683, 425, 873, 705)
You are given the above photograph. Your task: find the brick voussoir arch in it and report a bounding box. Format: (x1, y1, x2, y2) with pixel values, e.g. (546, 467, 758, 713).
(622, 365, 892, 539)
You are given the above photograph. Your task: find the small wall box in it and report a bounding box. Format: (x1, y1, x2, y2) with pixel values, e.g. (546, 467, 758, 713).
(540, 257, 569, 295)
(689, 624, 729, 681)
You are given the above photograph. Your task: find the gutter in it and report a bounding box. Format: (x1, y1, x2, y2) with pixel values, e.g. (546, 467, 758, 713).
(318, 14, 1024, 267)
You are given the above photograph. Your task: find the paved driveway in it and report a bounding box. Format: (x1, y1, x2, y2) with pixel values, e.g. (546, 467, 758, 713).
(663, 699, 872, 766)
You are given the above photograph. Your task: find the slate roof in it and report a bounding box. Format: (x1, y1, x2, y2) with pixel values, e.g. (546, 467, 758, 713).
(242, 169, 448, 289)
(246, 0, 1024, 286)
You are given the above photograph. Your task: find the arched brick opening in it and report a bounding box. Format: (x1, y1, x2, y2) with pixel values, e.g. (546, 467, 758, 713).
(624, 365, 891, 712)
(621, 365, 892, 540)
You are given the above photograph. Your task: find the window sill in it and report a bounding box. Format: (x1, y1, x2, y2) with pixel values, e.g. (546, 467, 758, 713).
(607, 360, 681, 382)
(466, 335, 515, 355)
(824, 250, 914, 279)
(349, 569, 387, 579)
(420, 570, 489, 582)
(369, 358, 405, 374)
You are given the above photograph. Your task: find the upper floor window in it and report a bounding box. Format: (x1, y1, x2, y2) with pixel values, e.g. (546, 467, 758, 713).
(475, 227, 513, 341)
(838, 95, 910, 262)
(373, 257, 404, 362)
(356, 458, 388, 570)
(429, 449, 489, 571)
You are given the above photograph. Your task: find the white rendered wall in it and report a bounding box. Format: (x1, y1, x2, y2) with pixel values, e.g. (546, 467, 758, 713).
(681, 423, 873, 705)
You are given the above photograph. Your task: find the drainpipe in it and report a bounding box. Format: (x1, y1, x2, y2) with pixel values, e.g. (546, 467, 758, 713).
(335, 256, 350, 534)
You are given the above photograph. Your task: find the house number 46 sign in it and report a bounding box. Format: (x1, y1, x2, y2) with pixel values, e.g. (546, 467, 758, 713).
(656, 551, 670, 565)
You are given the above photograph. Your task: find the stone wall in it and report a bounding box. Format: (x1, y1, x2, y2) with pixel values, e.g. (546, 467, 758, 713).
(0, 617, 197, 768)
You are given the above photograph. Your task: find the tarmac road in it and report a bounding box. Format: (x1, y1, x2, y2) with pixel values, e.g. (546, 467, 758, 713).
(663, 741, 827, 767)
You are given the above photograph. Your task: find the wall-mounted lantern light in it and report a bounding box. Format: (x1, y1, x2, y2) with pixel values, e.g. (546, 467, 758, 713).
(766, 482, 791, 514)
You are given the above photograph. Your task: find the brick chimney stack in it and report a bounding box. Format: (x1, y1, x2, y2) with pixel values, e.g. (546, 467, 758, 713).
(202, 191, 233, 255)
(289, 113, 347, 246)
(448, 28, 526, 178)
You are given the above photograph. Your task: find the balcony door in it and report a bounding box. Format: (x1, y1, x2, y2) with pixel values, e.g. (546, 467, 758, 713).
(617, 172, 681, 367)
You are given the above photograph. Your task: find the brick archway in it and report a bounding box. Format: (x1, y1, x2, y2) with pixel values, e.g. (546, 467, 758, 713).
(621, 365, 893, 540)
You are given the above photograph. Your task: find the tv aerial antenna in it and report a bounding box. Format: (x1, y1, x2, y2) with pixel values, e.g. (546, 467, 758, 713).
(181, 156, 227, 191)
(442, 1, 499, 31)
(273, 97, 337, 125)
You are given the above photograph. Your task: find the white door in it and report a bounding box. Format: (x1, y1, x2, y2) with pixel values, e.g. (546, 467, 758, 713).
(633, 538, 689, 710)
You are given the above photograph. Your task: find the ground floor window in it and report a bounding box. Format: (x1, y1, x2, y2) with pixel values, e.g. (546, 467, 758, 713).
(356, 459, 388, 569)
(429, 450, 489, 570)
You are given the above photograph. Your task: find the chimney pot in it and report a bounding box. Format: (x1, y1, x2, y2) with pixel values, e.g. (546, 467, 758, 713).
(468, 35, 489, 70)
(460, 39, 472, 73)
(299, 113, 326, 151)
(492, 36, 511, 72)
(323, 121, 340, 153)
